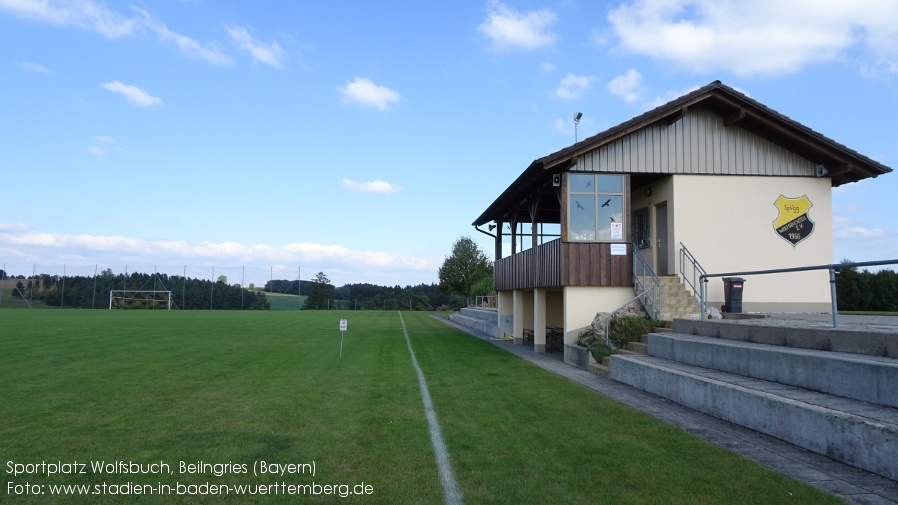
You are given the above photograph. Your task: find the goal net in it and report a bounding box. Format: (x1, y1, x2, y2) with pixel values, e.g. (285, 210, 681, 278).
(109, 290, 172, 310)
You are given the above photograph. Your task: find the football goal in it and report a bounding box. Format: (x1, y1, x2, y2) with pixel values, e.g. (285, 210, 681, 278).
(109, 290, 172, 310)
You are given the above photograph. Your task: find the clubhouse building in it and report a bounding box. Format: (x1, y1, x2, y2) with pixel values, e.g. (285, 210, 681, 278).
(471, 81, 891, 361)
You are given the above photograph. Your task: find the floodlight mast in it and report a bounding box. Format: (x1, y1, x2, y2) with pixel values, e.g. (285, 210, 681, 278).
(573, 112, 583, 142)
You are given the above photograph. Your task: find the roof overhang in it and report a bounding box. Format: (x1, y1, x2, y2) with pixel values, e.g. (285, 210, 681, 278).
(473, 81, 892, 227)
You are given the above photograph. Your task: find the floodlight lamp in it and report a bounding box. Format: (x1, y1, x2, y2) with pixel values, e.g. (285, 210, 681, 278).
(573, 112, 583, 123)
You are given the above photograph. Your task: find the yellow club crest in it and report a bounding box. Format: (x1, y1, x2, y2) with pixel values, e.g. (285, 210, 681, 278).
(773, 195, 814, 246)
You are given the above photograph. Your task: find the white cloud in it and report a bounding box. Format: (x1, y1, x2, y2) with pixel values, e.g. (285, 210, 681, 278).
(606, 0, 898, 77)
(132, 7, 233, 66)
(100, 81, 162, 107)
(18, 61, 52, 73)
(88, 146, 107, 156)
(224, 25, 285, 68)
(337, 77, 401, 110)
(540, 61, 555, 73)
(0, 227, 440, 285)
(479, 0, 557, 51)
(0, 2, 233, 66)
(553, 118, 571, 135)
(0, 222, 29, 232)
(0, 0, 138, 37)
(640, 83, 702, 110)
(835, 226, 888, 240)
(341, 178, 401, 194)
(833, 215, 888, 240)
(551, 73, 594, 100)
(607, 69, 645, 104)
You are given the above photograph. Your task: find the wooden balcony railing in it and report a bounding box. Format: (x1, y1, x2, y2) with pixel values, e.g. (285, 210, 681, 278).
(493, 239, 632, 291)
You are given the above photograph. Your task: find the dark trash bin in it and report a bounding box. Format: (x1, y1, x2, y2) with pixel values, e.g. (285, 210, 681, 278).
(722, 277, 745, 313)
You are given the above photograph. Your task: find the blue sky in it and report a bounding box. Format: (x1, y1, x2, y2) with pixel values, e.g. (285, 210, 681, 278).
(1, 0, 897, 287)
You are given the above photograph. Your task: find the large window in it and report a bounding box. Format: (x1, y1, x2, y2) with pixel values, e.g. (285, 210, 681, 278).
(568, 173, 625, 242)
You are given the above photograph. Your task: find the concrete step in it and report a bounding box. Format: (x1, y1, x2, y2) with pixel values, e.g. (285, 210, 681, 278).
(459, 307, 499, 322)
(588, 362, 610, 377)
(627, 341, 648, 354)
(449, 313, 500, 337)
(647, 332, 898, 408)
(610, 353, 898, 481)
(672, 319, 898, 359)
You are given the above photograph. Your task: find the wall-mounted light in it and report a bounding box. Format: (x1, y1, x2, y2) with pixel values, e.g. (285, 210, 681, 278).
(645, 187, 652, 197)
(488, 223, 497, 231)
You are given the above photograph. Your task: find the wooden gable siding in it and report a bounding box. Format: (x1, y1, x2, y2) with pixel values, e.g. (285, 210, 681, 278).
(493, 240, 632, 291)
(573, 108, 817, 176)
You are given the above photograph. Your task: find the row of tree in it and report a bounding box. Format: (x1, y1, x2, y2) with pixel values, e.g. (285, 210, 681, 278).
(293, 237, 495, 311)
(2, 236, 497, 311)
(835, 261, 898, 312)
(8, 270, 270, 310)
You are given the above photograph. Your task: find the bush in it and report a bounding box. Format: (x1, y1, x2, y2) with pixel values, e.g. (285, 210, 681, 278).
(608, 315, 663, 348)
(588, 341, 613, 362)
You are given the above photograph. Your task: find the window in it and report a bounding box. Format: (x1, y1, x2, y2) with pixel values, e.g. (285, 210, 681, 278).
(632, 207, 651, 249)
(568, 173, 625, 242)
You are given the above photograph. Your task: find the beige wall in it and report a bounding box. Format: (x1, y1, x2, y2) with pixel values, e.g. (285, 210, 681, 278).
(563, 286, 634, 342)
(672, 175, 833, 311)
(546, 290, 564, 327)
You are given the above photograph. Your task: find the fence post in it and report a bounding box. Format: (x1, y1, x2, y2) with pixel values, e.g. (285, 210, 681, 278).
(830, 267, 839, 329)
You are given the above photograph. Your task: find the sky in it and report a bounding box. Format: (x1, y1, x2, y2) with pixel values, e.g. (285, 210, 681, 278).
(1, 0, 897, 287)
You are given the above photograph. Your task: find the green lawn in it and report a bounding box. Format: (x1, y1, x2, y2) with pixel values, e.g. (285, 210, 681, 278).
(0, 310, 844, 504)
(261, 291, 306, 310)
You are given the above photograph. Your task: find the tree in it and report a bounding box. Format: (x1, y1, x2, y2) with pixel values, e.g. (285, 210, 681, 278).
(304, 271, 334, 310)
(217, 275, 228, 284)
(438, 236, 493, 304)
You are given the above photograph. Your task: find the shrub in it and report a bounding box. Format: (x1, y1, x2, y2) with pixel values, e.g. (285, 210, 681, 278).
(608, 315, 663, 348)
(588, 341, 614, 362)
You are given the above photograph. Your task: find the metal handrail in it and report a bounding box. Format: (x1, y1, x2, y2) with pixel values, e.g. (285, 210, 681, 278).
(474, 295, 497, 308)
(633, 246, 662, 320)
(592, 287, 655, 347)
(699, 259, 898, 328)
(679, 242, 706, 304)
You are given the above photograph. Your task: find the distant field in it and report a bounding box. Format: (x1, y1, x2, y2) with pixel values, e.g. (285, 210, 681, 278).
(262, 291, 306, 310)
(0, 278, 40, 309)
(0, 310, 843, 504)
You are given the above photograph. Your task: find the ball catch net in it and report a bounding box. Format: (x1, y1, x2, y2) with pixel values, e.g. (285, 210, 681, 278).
(109, 290, 172, 309)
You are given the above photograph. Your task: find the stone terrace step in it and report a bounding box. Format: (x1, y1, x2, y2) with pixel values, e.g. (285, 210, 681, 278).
(648, 332, 898, 408)
(673, 319, 898, 359)
(459, 307, 500, 322)
(449, 312, 500, 338)
(610, 353, 898, 481)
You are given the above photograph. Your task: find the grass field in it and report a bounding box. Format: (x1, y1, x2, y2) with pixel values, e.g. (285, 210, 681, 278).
(0, 310, 844, 504)
(262, 292, 307, 310)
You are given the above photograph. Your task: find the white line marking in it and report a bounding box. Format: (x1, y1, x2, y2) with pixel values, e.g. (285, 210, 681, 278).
(399, 312, 464, 505)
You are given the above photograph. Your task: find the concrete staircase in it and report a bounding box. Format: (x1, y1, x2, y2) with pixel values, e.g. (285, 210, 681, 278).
(659, 276, 701, 321)
(449, 307, 500, 337)
(610, 319, 898, 481)
(587, 325, 673, 377)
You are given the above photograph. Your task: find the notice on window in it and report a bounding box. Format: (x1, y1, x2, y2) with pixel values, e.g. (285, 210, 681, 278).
(610, 244, 627, 256)
(610, 222, 623, 240)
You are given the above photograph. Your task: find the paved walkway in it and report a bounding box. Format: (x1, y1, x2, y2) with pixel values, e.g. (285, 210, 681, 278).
(435, 315, 898, 505)
(725, 313, 898, 334)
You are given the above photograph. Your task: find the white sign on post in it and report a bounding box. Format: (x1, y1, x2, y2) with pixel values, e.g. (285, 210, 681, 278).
(339, 319, 348, 357)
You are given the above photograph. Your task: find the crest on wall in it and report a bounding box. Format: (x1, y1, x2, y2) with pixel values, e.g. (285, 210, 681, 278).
(773, 195, 815, 246)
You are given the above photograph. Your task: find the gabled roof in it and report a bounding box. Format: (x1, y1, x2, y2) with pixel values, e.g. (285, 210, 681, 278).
(473, 80, 892, 227)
